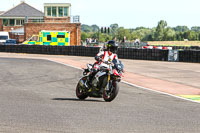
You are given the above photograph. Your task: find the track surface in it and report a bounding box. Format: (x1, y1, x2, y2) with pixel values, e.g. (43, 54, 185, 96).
(0, 58, 200, 133)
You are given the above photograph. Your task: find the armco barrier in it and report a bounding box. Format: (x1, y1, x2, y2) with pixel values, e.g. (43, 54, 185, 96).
(0, 45, 199, 63)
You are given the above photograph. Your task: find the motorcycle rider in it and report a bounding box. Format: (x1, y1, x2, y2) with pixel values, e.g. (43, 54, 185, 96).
(87, 40, 119, 86)
(95, 40, 119, 67)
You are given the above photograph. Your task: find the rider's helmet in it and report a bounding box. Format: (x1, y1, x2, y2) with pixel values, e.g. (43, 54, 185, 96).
(107, 40, 118, 53)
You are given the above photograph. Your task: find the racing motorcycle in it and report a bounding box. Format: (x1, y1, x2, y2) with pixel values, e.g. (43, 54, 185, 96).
(76, 58, 124, 102)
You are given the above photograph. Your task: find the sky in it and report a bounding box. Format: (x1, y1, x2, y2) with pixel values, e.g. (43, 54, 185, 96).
(1, 0, 200, 29)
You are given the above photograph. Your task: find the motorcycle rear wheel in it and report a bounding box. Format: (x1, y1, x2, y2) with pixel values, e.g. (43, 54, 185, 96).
(103, 81, 119, 102)
(76, 78, 88, 100)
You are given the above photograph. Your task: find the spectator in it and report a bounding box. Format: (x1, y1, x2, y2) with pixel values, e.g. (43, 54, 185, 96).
(135, 39, 140, 45)
(113, 37, 117, 41)
(86, 38, 89, 45)
(121, 36, 127, 47)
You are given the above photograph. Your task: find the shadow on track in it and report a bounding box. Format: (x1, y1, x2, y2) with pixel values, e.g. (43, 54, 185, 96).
(52, 98, 104, 102)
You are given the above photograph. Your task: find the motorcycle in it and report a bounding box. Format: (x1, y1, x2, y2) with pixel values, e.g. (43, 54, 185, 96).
(76, 58, 124, 102)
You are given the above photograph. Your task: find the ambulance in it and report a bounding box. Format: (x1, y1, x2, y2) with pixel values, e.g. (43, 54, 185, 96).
(23, 30, 70, 46)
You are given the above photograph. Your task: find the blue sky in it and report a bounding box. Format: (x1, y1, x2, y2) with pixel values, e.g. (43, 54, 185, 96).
(1, 0, 200, 28)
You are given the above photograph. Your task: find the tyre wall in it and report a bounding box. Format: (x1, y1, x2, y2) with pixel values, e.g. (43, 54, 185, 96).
(0, 45, 199, 63)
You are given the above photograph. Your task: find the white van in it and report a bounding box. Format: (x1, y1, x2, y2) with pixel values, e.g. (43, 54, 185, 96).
(0, 32, 9, 44)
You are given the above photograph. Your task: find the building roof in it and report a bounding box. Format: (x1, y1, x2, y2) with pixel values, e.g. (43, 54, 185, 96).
(0, 11, 4, 15)
(44, 3, 71, 7)
(0, 2, 44, 17)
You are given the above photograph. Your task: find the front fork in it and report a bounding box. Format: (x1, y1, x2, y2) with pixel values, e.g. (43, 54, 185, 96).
(105, 74, 111, 91)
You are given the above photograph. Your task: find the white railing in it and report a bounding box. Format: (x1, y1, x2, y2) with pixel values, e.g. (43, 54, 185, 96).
(25, 15, 80, 23)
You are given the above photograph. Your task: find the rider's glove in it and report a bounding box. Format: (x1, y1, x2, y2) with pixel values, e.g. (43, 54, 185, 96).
(95, 56, 102, 62)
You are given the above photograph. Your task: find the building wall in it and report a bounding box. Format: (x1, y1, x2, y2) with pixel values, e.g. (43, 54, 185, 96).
(44, 16, 70, 23)
(0, 19, 3, 31)
(24, 23, 81, 45)
(3, 25, 23, 32)
(9, 33, 24, 43)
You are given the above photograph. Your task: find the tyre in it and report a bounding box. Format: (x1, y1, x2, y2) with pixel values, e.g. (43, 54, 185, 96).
(76, 78, 88, 100)
(103, 81, 119, 102)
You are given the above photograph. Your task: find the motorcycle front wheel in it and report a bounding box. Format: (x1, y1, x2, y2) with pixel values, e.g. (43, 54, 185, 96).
(103, 81, 119, 102)
(76, 78, 88, 100)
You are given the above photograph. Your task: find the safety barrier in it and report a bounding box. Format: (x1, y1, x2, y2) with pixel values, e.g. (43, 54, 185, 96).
(0, 45, 199, 63)
(179, 50, 200, 63)
(152, 45, 200, 50)
(0, 45, 100, 57)
(117, 48, 168, 61)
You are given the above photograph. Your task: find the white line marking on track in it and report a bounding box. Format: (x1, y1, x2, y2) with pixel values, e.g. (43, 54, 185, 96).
(121, 81, 200, 104)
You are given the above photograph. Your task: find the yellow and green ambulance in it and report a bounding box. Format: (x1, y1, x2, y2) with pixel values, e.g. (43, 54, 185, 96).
(23, 30, 70, 46)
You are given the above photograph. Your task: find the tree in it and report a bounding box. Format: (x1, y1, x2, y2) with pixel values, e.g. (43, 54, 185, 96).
(132, 27, 153, 41)
(90, 32, 99, 39)
(110, 23, 119, 31)
(163, 27, 176, 41)
(176, 32, 184, 41)
(191, 26, 200, 32)
(135, 27, 147, 30)
(99, 33, 112, 42)
(110, 23, 119, 37)
(188, 31, 198, 40)
(130, 32, 139, 41)
(91, 25, 99, 32)
(183, 31, 190, 40)
(154, 20, 167, 41)
(81, 24, 92, 33)
(174, 26, 189, 32)
(81, 32, 89, 41)
(116, 27, 130, 41)
(81, 20, 200, 42)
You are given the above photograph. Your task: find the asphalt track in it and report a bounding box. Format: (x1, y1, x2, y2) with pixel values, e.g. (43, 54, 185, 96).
(0, 58, 200, 133)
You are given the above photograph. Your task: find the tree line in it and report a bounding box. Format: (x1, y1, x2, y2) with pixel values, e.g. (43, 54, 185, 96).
(81, 20, 200, 42)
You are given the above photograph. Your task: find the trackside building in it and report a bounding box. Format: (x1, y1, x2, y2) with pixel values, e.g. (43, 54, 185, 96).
(0, 2, 81, 45)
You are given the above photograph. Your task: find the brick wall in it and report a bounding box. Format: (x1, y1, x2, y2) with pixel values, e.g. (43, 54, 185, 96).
(3, 26, 23, 32)
(24, 23, 81, 45)
(0, 19, 3, 31)
(0, 19, 23, 32)
(9, 33, 24, 43)
(44, 16, 70, 23)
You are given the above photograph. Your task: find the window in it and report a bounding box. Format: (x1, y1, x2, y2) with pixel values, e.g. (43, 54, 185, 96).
(9, 19, 15, 26)
(32, 36, 39, 41)
(59, 7, 63, 17)
(32, 19, 40, 22)
(47, 7, 51, 16)
(47, 35, 51, 41)
(57, 35, 65, 38)
(16, 19, 25, 26)
(64, 7, 68, 16)
(45, 6, 69, 17)
(0, 36, 8, 40)
(6, 39, 16, 44)
(16, 20, 20, 25)
(52, 7, 57, 17)
(3, 19, 9, 26)
(21, 20, 24, 25)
